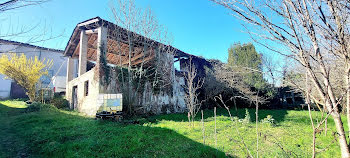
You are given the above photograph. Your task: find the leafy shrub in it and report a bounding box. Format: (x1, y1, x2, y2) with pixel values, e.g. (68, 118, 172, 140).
(238, 109, 251, 124)
(232, 116, 239, 122)
(26, 102, 57, 112)
(50, 95, 69, 109)
(0, 53, 53, 102)
(243, 109, 251, 123)
(261, 115, 276, 126)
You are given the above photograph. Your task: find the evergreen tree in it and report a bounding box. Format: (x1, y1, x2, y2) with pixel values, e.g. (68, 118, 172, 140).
(227, 43, 266, 90)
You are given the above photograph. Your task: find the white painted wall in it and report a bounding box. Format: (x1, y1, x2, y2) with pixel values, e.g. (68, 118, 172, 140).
(52, 76, 66, 93)
(0, 74, 11, 99)
(0, 42, 67, 99)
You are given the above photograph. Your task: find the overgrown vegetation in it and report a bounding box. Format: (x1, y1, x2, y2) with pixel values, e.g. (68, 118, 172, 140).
(0, 100, 344, 157)
(212, 0, 350, 156)
(96, 44, 111, 87)
(111, 65, 164, 94)
(201, 43, 277, 111)
(25, 102, 57, 113)
(107, 0, 175, 115)
(49, 94, 69, 109)
(183, 57, 204, 126)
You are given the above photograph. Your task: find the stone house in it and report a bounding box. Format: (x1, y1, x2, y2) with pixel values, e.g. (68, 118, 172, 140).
(64, 17, 199, 116)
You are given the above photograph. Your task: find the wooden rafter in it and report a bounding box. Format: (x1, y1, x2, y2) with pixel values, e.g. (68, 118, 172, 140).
(69, 29, 157, 67)
(132, 53, 155, 66)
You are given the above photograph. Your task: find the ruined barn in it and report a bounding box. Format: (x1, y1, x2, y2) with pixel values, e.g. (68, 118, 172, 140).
(64, 17, 203, 116)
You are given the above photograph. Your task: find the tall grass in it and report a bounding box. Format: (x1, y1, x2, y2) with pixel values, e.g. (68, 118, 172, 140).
(0, 100, 344, 157)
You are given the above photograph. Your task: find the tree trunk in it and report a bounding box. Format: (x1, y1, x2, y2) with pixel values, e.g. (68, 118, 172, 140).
(306, 72, 316, 158)
(332, 111, 350, 157)
(188, 112, 191, 126)
(127, 32, 133, 115)
(324, 105, 328, 136)
(28, 92, 35, 102)
(306, 63, 350, 157)
(323, 81, 350, 157)
(233, 97, 238, 115)
(346, 64, 350, 142)
(255, 91, 259, 158)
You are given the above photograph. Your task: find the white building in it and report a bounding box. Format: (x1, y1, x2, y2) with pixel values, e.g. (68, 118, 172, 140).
(0, 39, 68, 99)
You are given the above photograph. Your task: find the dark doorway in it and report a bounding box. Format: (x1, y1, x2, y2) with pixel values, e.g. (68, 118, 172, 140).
(72, 86, 78, 110)
(10, 81, 27, 99)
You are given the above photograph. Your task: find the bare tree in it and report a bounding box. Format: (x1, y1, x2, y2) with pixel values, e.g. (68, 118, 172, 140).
(262, 54, 279, 87)
(108, 0, 174, 115)
(215, 95, 253, 157)
(183, 57, 204, 126)
(0, 0, 52, 38)
(0, 0, 66, 58)
(213, 60, 266, 104)
(212, 0, 350, 156)
(205, 57, 268, 157)
(0, 0, 48, 13)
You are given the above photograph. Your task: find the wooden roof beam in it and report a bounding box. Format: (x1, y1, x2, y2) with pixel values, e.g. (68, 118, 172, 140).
(85, 29, 98, 34)
(119, 52, 145, 66)
(132, 54, 155, 66)
(73, 44, 80, 57)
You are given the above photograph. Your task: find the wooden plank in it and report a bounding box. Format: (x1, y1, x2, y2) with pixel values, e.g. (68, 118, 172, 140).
(120, 52, 145, 65)
(73, 44, 80, 57)
(87, 48, 95, 59)
(87, 34, 96, 48)
(85, 29, 98, 34)
(132, 53, 155, 66)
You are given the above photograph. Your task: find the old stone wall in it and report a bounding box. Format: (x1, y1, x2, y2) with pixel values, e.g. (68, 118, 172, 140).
(135, 53, 186, 114)
(66, 68, 101, 116)
(138, 75, 186, 114)
(67, 53, 187, 116)
(102, 52, 187, 115)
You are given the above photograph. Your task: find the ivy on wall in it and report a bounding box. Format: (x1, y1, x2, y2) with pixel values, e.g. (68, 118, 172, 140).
(111, 66, 164, 94)
(98, 43, 111, 86)
(95, 43, 173, 96)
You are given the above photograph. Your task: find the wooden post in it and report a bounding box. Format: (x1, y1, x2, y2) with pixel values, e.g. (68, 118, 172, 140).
(256, 93, 259, 158)
(214, 107, 217, 150)
(201, 110, 205, 145)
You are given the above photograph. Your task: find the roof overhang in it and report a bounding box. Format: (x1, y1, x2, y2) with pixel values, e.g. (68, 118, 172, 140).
(64, 17, 192, 60)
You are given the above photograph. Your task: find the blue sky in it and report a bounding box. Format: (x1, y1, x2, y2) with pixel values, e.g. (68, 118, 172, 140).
(1, 0, 262, 63)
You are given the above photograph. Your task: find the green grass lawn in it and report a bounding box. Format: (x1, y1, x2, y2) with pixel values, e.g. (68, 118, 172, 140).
(0, 100, 344, 157)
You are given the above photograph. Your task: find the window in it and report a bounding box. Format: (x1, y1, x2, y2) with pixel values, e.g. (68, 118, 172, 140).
(41, 70, 54, 85)
(84, 80, 89, 96)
